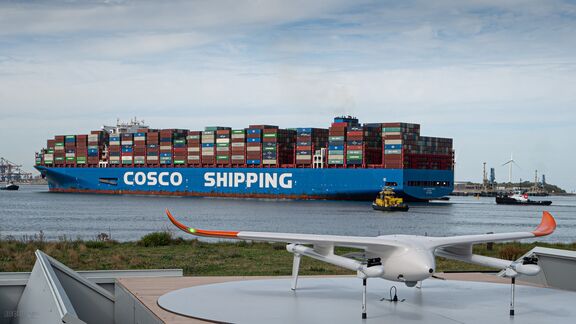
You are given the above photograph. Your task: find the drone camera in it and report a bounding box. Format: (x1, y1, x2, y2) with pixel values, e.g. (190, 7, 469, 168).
(522, 256, 538, 265)
(367, 257, 382, 267)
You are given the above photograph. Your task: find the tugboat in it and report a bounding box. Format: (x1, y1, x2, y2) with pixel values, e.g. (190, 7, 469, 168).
(372, 187, 409, 212)
(495, 191, 551, 206)
(1, 181, 19, 191)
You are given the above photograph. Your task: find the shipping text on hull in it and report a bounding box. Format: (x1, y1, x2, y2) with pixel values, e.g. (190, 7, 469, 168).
(35, 116, 454, 201)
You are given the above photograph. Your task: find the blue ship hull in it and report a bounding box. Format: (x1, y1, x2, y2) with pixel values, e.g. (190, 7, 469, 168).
(35, 166, 453, 201)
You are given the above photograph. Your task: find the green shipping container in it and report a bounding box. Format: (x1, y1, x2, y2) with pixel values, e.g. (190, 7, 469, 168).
(263, 133, 277, 138)
(66, 157, 75, 161)
(328, 159, 344, 164)
(174, 139, 186, 144)
(55, 143, 64, 147)
(232, 130, 245, 134)
(217, 143, 230, 147)
(346, 154, 362, 159)
(174, 160, 186, 164)
(382, 127, 401, 133)
(216, 156, 229, 160)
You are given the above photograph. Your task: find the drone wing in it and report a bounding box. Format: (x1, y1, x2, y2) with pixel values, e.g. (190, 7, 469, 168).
(423, 211, 556, 275)
(425, 211, 556, 249)
(165, 209, 404, 250)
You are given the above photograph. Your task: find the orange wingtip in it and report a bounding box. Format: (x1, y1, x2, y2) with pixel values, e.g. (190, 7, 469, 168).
(165, 209, 189, 233)
(165, 209, 239, 238)
(532, 211, 556, 237)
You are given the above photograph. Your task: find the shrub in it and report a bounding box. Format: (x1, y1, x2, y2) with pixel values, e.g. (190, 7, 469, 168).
(138, 231, 173, 247)
(499, 245, 526, 261)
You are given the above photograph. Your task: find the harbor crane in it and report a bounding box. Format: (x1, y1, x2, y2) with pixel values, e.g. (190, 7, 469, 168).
(0, 157, 33, 182)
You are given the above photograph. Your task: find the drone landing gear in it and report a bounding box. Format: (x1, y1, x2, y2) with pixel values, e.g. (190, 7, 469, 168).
(509, 277, 516, 316)
(291, 253, 301, 291)
(362, 278, 367, 319)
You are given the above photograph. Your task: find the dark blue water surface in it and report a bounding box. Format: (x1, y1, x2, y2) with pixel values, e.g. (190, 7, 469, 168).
(1, 185, 575, 242)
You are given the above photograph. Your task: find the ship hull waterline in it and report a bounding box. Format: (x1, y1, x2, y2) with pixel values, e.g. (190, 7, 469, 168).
(35, 166, 454, 202)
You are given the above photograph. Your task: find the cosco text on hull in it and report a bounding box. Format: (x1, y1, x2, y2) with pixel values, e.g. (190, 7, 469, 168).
(122, 171, 294, 189)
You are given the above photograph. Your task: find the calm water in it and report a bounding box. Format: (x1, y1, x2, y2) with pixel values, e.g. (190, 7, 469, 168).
(1, 185, 575, 242)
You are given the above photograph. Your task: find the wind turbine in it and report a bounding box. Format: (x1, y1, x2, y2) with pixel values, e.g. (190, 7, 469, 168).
(502, 153, 520, 183)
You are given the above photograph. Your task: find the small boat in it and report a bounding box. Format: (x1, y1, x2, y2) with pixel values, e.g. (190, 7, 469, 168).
(0, 182, 19, 191)
(372, 188, 409, 212)
(495, 191, 551, 206)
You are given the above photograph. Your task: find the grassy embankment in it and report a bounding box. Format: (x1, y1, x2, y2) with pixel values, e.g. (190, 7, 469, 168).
(1, 232, 575, 275)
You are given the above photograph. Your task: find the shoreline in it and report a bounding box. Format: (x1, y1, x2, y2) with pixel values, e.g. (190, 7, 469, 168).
(1, 233, 575, 275)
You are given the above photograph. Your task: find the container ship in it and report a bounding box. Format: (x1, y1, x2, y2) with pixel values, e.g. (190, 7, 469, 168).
(34, 117, 454, 201)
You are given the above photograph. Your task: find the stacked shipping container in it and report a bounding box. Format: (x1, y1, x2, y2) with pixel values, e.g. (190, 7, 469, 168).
(147, 131, 160, 165)
(215, 129, 232, 165)
(296, 128, 328, 165)
(231, 130, 246, 165)
(246, 128, 262, 165)
(187, 131, 201, 165)
(37, 117, 453, 170)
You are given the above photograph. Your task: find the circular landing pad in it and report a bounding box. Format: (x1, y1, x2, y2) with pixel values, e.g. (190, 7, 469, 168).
(158, 277, 576, 324)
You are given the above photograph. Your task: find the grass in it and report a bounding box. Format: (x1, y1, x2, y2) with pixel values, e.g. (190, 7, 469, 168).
(1, 232, 575, 275)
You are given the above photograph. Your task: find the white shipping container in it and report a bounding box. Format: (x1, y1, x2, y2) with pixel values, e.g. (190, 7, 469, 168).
(147, 156, 159, 161)
(187, 155, 200, 160)
(231, 142, 245, 147)
(121, 140, 133, 145)
(187, 147, 200, 152)
(66, 153, 75, 157)
(231, 155, 245, 159)
(231, 134, 245, 139)
(109, 157, 120, 161)
(44, 154, 54, 159)
(296, 155, 312, 160)
(328, 154, 344, 159)
(88, 135, 99, 142)
(216, 138, 230, 143)
(216, 147, 230, 152)
(247, 146, 261, 152)
(263, 160, 277, 164)
(202, 151, 215, 156)
(160, 145, 172, 150)
(121, 156, 133, 161)
(384, 139, 403, 145)
(109, 141, 120, 146)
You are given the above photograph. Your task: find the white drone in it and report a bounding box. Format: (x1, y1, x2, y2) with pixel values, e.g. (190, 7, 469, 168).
(166, 209, 556, 318)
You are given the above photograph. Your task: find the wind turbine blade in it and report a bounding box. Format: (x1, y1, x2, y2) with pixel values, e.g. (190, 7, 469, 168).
(502, 161, 512, 166)
(512, 160, 521, 169)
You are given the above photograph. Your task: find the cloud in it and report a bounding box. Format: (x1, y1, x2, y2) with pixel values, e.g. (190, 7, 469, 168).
(1, 0, 576, 190)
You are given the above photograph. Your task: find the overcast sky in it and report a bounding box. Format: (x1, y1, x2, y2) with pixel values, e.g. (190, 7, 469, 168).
(1, 0, 575, 191)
